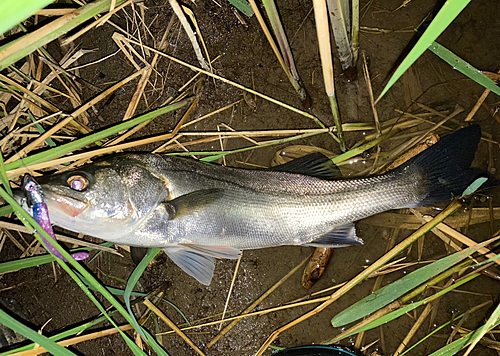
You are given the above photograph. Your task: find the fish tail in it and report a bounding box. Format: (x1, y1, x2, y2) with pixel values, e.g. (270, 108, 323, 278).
(394, 125, 495, 207)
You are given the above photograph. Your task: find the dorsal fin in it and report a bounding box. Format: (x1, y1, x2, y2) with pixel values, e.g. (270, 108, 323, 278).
(270, 153, 341, 181)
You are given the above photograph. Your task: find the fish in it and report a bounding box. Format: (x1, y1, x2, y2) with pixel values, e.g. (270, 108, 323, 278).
(21, 174, 89, 262)
(15, 125, 491, 285)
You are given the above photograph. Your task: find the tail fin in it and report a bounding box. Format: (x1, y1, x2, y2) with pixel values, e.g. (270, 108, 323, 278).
(394, 125, 493, 207)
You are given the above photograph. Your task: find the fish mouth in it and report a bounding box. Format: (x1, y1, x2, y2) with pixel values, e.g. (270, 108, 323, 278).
(42, 188, 90, 218)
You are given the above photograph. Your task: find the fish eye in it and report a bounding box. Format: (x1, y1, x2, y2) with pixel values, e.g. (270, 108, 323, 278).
(67, 175, 89, 191)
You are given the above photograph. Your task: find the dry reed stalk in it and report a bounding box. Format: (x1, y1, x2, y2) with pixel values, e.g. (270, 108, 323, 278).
(143, 299, 206, 356)
(0, 222, 120, 257)
(207, 254, 311, 348)
(249, 0, 308, 105)
(62, 0, 133, 46)
(181, 100, 242, 130)
(181, 5, 212, 72)
(168, 0, 209, 71)
(362, 52, 380, 134)
(465, 73, 500, 122)
(8, 325, 134, 356)
(255, 201, 463, 355)
(352, 0, 360, 61)
(393, 300, 434, 355)
(5, 68, 147, 164)
(108, 24, 178, 145)
(248, 0, 289, 78)
(219, 258, 241, 329)
(0, 74, 59, 113)
(420, 215, 500, 266)
(34, 9, 76, 16)
(313, 0, 345, 150)
(114, 33, 327, 124)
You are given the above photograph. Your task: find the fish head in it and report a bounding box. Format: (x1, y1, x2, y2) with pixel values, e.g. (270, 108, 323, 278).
(32, 155, 170, 241)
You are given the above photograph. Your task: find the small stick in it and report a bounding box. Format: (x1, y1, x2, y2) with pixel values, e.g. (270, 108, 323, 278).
(362, 51, 380, 135)
(395, 304, 433, 355)
(219, 258, 241, 330)
(465, 69, 500, 122)
(207, 254, 311, 348)
(143, 299, 206, 356)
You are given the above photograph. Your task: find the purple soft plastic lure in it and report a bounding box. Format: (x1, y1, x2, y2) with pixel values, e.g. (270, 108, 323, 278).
(23, 174, 89, 262)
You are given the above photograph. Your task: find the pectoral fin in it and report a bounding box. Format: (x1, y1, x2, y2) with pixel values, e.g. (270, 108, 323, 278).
(163, 246, 216, 285)
(164, 189, 224, 220)
(304, 223, 363, 248)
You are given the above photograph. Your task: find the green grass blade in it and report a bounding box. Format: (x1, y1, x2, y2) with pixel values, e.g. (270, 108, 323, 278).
(331, 241, 489, 327)
(428, 311, 500, 356)
(0, 152, 12, 195)
(0, 205, 13, 216)
(429, 41, 500, 97)
(227, 0, 254, 17)
(463, 302, 500, 354)
(0, 0, 54, 37)
(400, 301, 491, 355)
(124, 248, 170, 356)
(5, 99, 191, 172)
(0, 0, 129, 71)
(0, 248, 87, 274)
(332, 274, 478, 341)
(0, 308, 78, 356)
(377, 0, 471, 101)
(28, 110, 56, 147)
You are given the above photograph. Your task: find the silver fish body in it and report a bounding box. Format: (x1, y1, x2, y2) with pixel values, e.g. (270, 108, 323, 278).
(21, 125, 488, 284)
(117, 153, 424, 249)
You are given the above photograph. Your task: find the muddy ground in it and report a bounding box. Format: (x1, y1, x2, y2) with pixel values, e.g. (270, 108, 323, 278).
(2, 0, 500, 355)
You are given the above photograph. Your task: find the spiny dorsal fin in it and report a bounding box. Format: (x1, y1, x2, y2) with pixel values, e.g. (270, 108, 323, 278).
(164, 188, 224, 220)
(270, 153, 341, 181)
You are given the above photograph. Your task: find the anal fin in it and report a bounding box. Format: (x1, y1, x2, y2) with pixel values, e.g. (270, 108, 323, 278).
(130, 246, 151, 265)
(305, 223, 363, 248)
